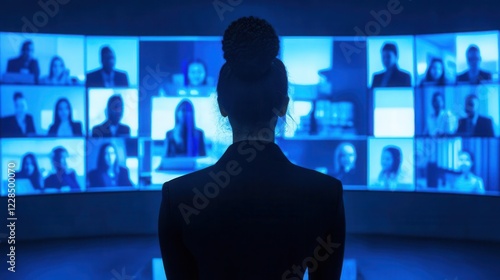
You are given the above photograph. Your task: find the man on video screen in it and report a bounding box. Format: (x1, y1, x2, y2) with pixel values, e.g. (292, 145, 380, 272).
(372, 43, 412, 88)
(86, 46, 129, 87)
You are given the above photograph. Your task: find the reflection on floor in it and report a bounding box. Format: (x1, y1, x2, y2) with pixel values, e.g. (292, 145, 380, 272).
(3, 234, 500, 280)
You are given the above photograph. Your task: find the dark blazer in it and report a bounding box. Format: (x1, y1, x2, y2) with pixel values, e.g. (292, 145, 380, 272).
(158, 140, 345, 280)
(87, 167, 133, 187)
(456, 116, 495, 137)
(44, 171, 80, 190)
(48, 122, 83, 136)
(0, 115, 36, 137)
(456, 70, 492, 84)
(86, 69, 129, 87)
(372, 67, 412, 88)
(7, 57, 40, 83)
(165, 129, 206, 157)
(91, 121, 130, 137)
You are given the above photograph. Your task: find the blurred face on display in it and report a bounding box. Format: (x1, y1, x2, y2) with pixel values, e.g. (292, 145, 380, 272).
(458, 152, 472, 173)
(25, 157, 34, 175)
(338, 145, 356, 169)
(467, 49, 481, 71)
(432, 94, 444, 112)
(14, 98, 28, 116)
(55, 151, 69, 172)
(187, 62, 206, 86)
(21, 43, 34, 60)
(104, 146, 117, 167)
(101, 49, 116, 72)
(429, 61, 444, 80)
(381, 150, 394, 172)
(108, 98, 124, 125)
(465, 97, 479, 117)
(52, 59, 65, 77)
(382, 50, 397, 69)
(58, 101, 70, 122)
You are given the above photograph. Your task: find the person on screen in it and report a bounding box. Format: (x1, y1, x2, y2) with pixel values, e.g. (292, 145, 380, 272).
(425, 92, 457, 136)
(420, 58, 448, 87)
(17, 153, 43, 190)
(456, 45, 492, 84)
(453, 150, 485, 194)
(330, 142, 361, 185)
(456, 94, 495, 137)
(376, 145, 403, 190)
(44, 146, 80, 191)
(47, 98, 83, 137)
(164, 99, 206, 157)
(158, 17, 345, 279)
(91, 95, 131, 137)
(39, 56, 72, 85)
(86, 46, 129, 87)
(0, 92, 36, 137)
(6, 40, 40, 84)
(87, 143, 133, 187)
(371, 43, 412, 88)
(184, 59, 208, 86)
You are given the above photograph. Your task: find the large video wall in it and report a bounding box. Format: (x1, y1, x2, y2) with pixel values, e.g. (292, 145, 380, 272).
(1, 31, 499, 196)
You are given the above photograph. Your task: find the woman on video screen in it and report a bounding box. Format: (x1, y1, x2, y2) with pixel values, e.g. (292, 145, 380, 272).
(453, 150, 485, 194)
(17, 153, 43, 190)
(87, 143, 133, 187)
(420, 58, 448, 87)
(47, 98, 83, 137)
(376, 145, 403, 190)
(164, 99, 206, 157)
(184, 59, 208, 87)
(40, 56, 73, 85)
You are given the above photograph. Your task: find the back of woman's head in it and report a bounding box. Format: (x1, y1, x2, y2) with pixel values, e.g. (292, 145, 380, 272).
(217, 16, 288, 129)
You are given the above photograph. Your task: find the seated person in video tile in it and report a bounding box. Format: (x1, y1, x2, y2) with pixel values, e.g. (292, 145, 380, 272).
(6, 40, 40, 84)
(453, 150, 485, 194)
(420, 58, 448, 87)
(372, 43, 412, 88)
(17, 153, 43, 190)
(91, 95, 131, 137)
(165, 99, 206, 157)
(39, 56, 73, 85)
(48, 98, 83, 137)
(44, 146, 80, 191)
(456, 94, 494, 137)
(87, 143, 133, 187)
(1, 92, 36, 137)
(86, 46, 129, 87)
(425, 92, 457, 136)
(330, 142, 362, 185)
(376, 146, 404, 190)
(456, 45, 492, 84)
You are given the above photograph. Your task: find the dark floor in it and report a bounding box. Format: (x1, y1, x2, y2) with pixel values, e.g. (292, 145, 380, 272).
(1, 234, 499, 280)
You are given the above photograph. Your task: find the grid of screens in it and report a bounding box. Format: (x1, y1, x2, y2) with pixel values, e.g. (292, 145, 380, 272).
(1, 31, 499, 196)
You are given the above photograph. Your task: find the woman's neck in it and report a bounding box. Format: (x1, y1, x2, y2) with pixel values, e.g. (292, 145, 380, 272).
(232, 131, 275, 143)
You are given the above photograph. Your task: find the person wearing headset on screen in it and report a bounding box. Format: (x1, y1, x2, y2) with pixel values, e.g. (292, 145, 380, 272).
(39, 56, 73, 85)
(371, 42, 412, 88)
(158, 17, 345, 279)
(456, 94, 495, 137)
(87, 143, 133, 187)
(456, 45, 492, 84)
(330, 142, 361, 186)
(17, 153, 44, 190)
(1, 92, 36, 137)
(48, 98, 83, 137)
(91, 95, 131, 137)
(164, 99, 206, 157)
(6, 40, 40, 84)
(44, 146, 80, 191)
(420, 58, 448, 87)
(86, 46, 129, 87)
(453, 150, 485, 194)
(424, 92, 457, 137)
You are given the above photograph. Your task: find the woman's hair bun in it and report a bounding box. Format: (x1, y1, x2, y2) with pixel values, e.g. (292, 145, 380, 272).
(222, 16, 280, 81)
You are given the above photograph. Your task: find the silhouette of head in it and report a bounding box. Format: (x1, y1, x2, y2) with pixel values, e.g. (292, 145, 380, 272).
(466, 45, 482, 72)
(53, 98, 73, 125)
(185, 59, 207, 86)
(106, 95, 124, 125)
(381, 43, 398, 69)
(49, 56, 66, 79)
(217, 16, 289, 134)
(13, 92, 27, 116)
(21, 153, 39, 176)
(426, 58, 445, 83)
(431, 91, 445, 113)
(51, 147, 69, 173)
(175, 99, 195, 130)
(335, 142, 357, 172)
(464, 94, 479, 117)
(97, 143, 119, 172)
(20, 40, 34, 60)
(458, 150, 475, 174)
(100, 46, 116, 72)
(381, 146, 402, 174)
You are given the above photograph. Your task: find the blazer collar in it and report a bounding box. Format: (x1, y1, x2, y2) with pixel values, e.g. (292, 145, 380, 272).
(216, 140, 291, 166)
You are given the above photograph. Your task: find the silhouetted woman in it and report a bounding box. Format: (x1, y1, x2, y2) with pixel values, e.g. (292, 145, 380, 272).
(40, 56, 72, 85)
(158, 17, 345, 280)
(17, 153, 43, 190)
(420, 58, 447, 86)
(44, 146, 80, 191)
(164, 99, 206, 157)
(47, 98, 83, 136)
(87, 143, 133, 187)
(376, 145, 403, 190)
(453, 150, 485, 193)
